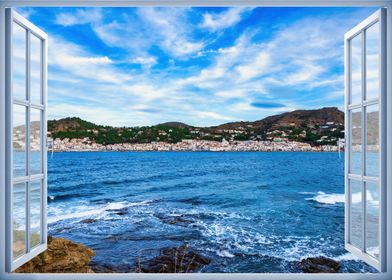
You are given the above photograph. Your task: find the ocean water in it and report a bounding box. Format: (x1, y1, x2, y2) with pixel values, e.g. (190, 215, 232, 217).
(47, 151, 376, 273)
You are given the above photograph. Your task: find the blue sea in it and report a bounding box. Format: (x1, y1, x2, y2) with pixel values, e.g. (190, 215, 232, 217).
(47, 152, 375, 273)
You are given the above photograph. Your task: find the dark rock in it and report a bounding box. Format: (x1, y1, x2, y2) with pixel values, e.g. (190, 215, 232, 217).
(80, 218, 96, 224)
(156, 214, 194, 226)
(107, 207, 128, 216)
(138, 246, 210, 273)
(298, 256, 340, 273)
(168, 217, 193, 225)
(91, 263, 133, 273)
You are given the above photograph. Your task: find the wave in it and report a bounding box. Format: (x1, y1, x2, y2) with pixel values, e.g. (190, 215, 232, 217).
(307, 191, 379, 205)
(216, 250, 235, 258)
(48, 200, 153, 224)
(334, 252, 360, 261)
(306, 192, 344, 205)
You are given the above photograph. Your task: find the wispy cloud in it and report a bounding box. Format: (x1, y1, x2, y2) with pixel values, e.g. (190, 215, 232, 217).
(19, 7, 377, 126)
(55, 8, 103, 26)
(200, 7, 253, 31)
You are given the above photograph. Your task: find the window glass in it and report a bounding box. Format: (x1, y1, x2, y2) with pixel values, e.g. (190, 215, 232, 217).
(350, 34, 362, 105)
(30, 34, 42, 105)
(350, 108, 362, 174)
(365, 22, 380, 101)
(366, 105, 379, 177)
(13, 23, 27, 101)
(366, 181, 379, 260)
(350, 180, 363, 249)
(13, 182, 26, 260)
(30, 180, 42, 249)
(30, 109, 42, 175)
(13, 104, 26, 177)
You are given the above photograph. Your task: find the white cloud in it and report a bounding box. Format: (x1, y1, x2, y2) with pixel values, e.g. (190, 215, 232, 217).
(44, 8, 369, 127)
(200, 8, 252, 31)
(137, 8, 205, 58)
(193, 111, 234, 121)
(49, 36, 130, 84)
(236, 52, 270, 81)
(215, 90, 248, 99)
(131, 56, 157, 69)
(55, 8, 102, 26)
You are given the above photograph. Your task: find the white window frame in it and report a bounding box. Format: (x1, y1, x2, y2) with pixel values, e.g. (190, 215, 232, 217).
(5, 9, 48, 272)
(0, 1, 391, 280)
(344, 9, 387, 272)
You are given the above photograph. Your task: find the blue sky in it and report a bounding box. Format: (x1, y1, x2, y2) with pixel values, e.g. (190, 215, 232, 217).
(17, 7, 377, 127)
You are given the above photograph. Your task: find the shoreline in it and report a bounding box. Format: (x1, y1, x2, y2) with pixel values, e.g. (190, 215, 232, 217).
(49, 150, 341, 153)
(49, 138, 342, 153)
(16, 236, 343, 273)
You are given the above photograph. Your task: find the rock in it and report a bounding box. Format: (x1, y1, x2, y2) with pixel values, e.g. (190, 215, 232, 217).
(138, 246, 210, 273)
(80, 218, 96, 224)
(15, 236, 95, 273)
(298, 256, 340, 273)
(107, 207, 128, 216)
(156, 214, 194, 226)
(168, 217, 193, 225)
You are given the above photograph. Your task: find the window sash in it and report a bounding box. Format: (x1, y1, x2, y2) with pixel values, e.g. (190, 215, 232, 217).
(344, 8, 387, 272)
(5, 9, 48, 272)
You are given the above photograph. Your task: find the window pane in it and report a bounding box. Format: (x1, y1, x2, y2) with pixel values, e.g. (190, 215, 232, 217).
(30, 34, 42, 105)
(350, 34, 362, 105)
(30, 180, 42, 249)
(13, 182, 26, 260)
(13, 23, 27, 101)
(13, 104, 26, 177)
(350, 108, 362, 174)
(350, 180, 362, 248)
(366, 105, 379, 177)
(30, 109, 42, 175)
(366, 181, 379, 260)
(365, 22, 380, 101)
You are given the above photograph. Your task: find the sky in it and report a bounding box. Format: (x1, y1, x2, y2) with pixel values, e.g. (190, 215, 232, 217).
(16, 7, 378, 127)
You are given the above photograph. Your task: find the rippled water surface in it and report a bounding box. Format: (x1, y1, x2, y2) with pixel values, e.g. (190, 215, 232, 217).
(47, 152, 375, 272)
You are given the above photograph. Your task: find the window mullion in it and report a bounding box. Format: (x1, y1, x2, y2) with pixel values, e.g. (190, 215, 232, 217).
(361, 29, 366, 253)
(25, 29, 31, 254)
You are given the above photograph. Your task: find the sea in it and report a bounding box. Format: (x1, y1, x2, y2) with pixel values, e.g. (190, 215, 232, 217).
(45, 151, 376, 273)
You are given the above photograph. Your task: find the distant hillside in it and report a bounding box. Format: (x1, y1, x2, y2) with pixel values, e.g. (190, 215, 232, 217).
(48, 107, 345, 146)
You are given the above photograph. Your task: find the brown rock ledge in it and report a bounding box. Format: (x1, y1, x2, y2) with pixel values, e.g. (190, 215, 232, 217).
(15, 236, 95, 273)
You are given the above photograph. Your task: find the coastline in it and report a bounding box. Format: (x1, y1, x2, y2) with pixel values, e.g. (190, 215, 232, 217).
(16, 236, 342, 273)
(50, 138, 341, 153)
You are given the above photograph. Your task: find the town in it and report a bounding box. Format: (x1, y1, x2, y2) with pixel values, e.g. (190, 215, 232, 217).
(50, 137, 342, 152)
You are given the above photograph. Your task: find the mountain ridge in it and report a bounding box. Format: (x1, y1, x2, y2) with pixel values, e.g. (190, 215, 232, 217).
(48, 107, 344, 146)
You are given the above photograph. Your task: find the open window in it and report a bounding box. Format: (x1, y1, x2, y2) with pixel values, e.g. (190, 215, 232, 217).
(5, 9, 48, 272)
(344, 8, 386, 272)
(0, 4, 389, 277)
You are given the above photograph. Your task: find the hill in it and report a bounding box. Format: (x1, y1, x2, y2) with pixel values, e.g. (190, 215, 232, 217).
(48, 107, 344, 146)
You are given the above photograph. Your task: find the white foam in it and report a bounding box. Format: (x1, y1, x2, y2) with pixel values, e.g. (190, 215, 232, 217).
(307, 191, 378, 205)
(217, 250, 235, 258)
(334, 252, 360, 261)
(306, 192, 345, 205)
(48, 200, 153, 224)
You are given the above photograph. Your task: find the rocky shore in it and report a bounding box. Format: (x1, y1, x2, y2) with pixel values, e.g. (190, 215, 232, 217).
(15, 236, 95, 273)
(15, 236, 341, 273)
